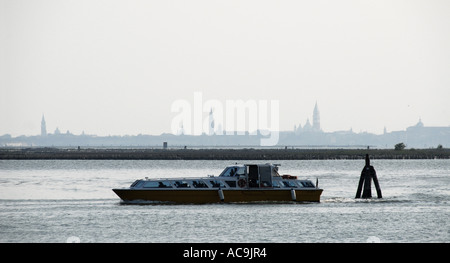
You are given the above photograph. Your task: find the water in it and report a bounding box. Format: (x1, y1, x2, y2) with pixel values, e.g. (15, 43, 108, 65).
(0, 159, 449, 243)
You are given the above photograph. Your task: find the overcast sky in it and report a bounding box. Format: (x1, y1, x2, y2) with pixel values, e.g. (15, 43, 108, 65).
(1, 0, 449, 137)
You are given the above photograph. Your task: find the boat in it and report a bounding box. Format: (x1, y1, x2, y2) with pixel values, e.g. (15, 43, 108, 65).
(112, 163, 323, 204)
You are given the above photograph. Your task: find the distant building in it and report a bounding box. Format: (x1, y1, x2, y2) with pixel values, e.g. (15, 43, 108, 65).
(41, 115, 47, 136)
(404, 118, 450, 148)
(408, 118, 424, 129)
(303, 118, 312, 131)
(177, 122, 185, 135)
(294, 102, 322, 134)
(1, 110, 448, 148)
(208, 108, 215, 135)
(313, 102, 321, 132)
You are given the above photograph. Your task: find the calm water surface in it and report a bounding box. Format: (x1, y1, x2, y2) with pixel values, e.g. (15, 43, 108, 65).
(0, 159, 448, 243)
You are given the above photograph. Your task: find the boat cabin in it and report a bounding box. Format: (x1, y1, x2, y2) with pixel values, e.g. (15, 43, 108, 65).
(129, 164, 316, 190)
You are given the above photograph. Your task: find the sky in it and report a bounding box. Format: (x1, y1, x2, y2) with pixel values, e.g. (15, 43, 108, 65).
(1, 0, 449, 137)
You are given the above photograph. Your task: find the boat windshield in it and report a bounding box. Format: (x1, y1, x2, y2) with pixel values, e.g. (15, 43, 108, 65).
(219, 166, 246, 177)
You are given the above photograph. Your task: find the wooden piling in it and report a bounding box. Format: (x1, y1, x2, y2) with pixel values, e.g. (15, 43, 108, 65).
(372, 172, 382, 198)
(355, 175, 364, 198)
(362, 168, 372, 198)
(355, 154, 382, 199)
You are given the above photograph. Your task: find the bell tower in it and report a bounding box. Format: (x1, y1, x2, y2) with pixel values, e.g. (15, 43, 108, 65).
(208, 108, 215, 135)
(312, 102, 321, 132)
(41, 115, 47, 136)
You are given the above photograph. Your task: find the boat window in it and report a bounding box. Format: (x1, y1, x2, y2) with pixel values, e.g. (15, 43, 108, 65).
(210, 180, 226, 188)
(259, 165, 272, 187)
(143, 181, 158, 188)
(220, 167, 233, 177)
(130, 180, 140, 187)
(174, 181, 190, 188)
(235, 167, 246, 176)
(192, 180, 209, 188)
(282, 181, 297, 188)
(272, 181, 281, 188)
(143, 181, 173, 188)
(260, 180, 272, 187)
(272, 167, 281, 177)
(158, 181, 173, 188)
(225, 180, 237, 188)
(301, 181, 315, 188)
(220, 166, 245, 177)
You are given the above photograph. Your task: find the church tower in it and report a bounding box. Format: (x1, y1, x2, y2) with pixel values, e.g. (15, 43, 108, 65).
(313, 102, 321, 132)
(208, 108, 215, 135)
(41, 115, 47, 136)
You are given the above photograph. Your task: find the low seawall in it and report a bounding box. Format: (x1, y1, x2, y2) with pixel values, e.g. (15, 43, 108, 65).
(0, 148, 449, 160)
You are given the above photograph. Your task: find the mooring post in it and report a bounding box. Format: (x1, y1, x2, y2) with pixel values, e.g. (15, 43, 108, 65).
(355, 154, 382, 199)
(362, 168, 372, 198)
(372, 170, 382, 198)
(355, 174, 364, 198)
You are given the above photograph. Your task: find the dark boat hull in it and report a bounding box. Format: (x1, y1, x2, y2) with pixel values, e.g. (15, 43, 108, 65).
(113, 188, 323, 204)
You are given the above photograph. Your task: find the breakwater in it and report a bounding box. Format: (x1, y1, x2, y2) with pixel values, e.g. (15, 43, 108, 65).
(0, 148, 449, 160)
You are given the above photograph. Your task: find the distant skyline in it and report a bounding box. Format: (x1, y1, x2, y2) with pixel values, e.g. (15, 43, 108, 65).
(25, 105, 449, 138)
(1, 0, 450, 137)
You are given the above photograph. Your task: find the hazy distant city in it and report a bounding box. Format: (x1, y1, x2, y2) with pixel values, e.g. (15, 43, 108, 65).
(2, 1, 449, 152)
(1, 103, 448, 149)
